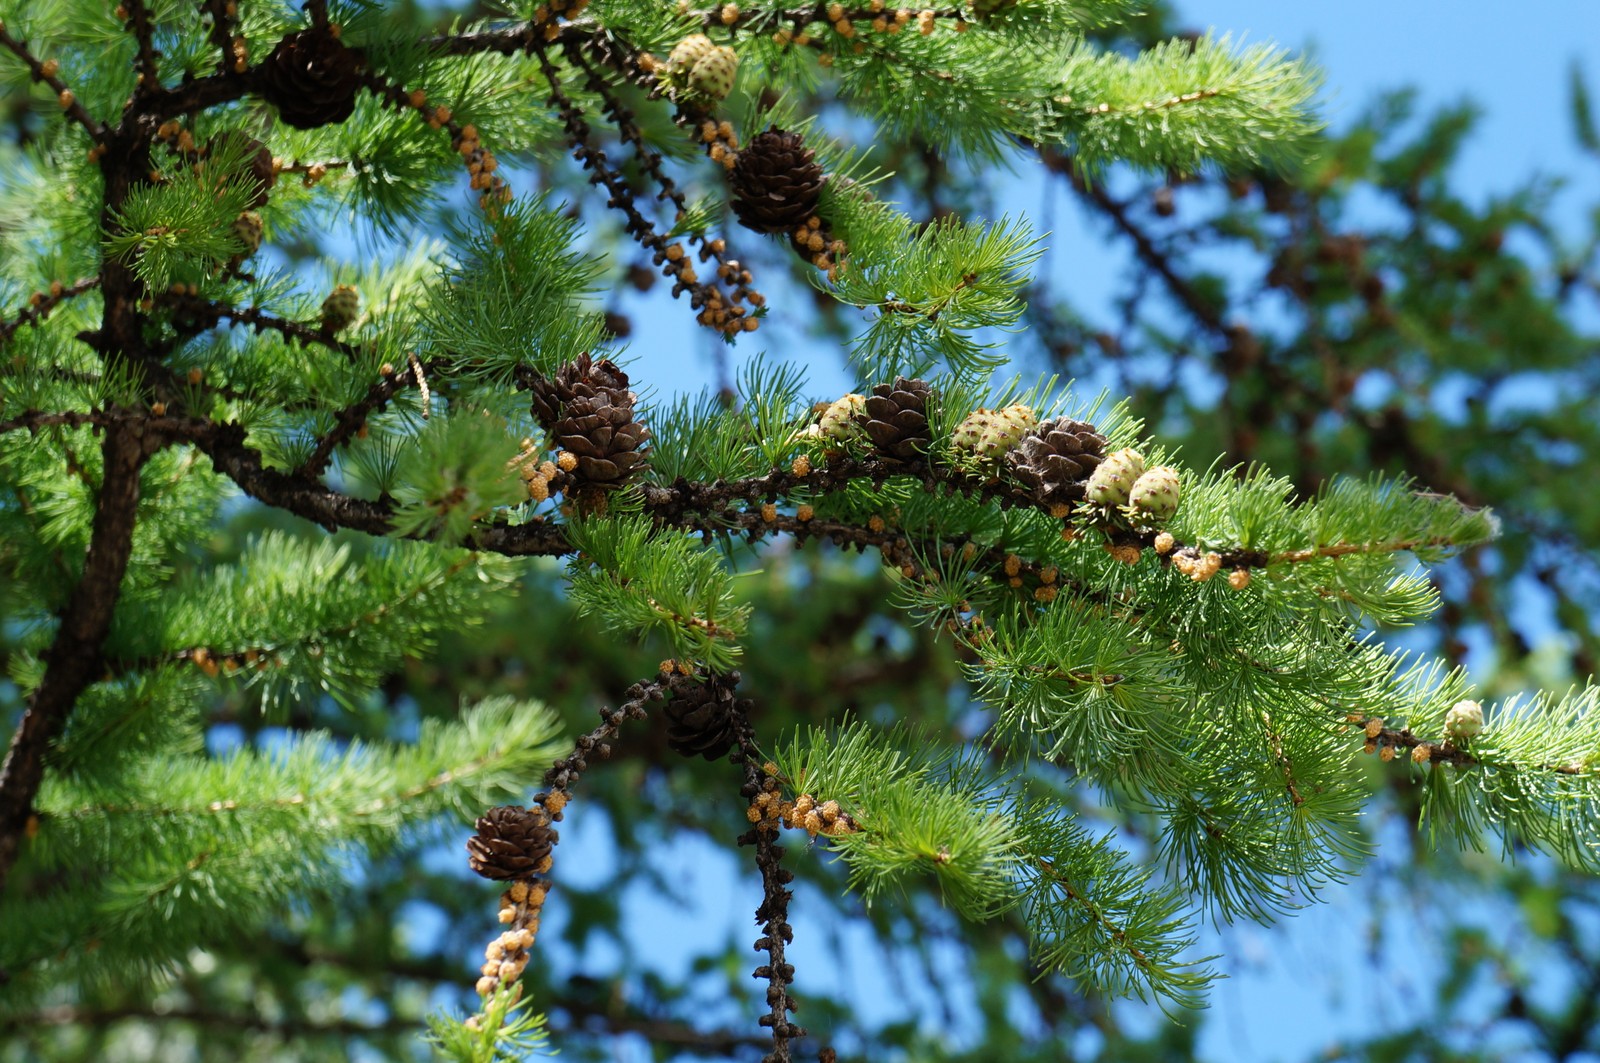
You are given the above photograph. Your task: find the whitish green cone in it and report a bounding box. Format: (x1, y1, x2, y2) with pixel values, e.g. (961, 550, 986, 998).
(1084, 448, 1145, 506)
(688, 46, 739, 101)
(1127, 465, 1180, 524)
(820, 394, 867, 443)
(1444, 699, 1484, 740)
(951, 408, 994, 453)
(978, 403, 1036, 460)
(952, 404, 1036, 462)
(320, 285, 361, 332)
(665, 34, 715, 78)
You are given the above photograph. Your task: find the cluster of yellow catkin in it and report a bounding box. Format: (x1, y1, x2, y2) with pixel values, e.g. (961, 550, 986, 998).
(1172, 550, 1223, 581)
(698, 117, 741, 169)
(772, 4, 953, 44)
(509, 440, 563, 502)
(747, 768, 858, 838)
(473, 879, 549, 1000)
(188, 646, 275, 677)
(1347, 712, 1438, 765)
(791, 214, 847, 271)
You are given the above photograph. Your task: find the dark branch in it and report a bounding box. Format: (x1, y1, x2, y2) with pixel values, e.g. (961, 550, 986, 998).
(185, 418, 399, 536)
(296, 358, 435, 479)
(0, 410, 107, 436)
(198, 0, 239, 74)
(1063, 160, 1230, 339)
(165, 293, 366, 363)
(530, 42, 750, 336)
(0, 421, 156, 892)
(120, 0, 164, 89)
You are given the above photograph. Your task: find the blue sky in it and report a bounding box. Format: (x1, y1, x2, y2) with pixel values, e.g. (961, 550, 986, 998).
(1181, 1, 1599, 214)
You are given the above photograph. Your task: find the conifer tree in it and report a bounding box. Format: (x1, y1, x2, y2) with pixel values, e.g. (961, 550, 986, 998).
(1, 1, 1596, 1061)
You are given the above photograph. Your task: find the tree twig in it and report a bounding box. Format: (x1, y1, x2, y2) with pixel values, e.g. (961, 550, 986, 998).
(732, 695, 806, 1063)
(0, 21, 106, 138)
(164, 293, 367, 363)
(296, 357, 437, 479)
(0, 276, 102, 342)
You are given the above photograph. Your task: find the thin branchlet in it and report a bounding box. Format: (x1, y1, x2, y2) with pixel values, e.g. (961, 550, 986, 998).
(0, 276, 102, 342)
(297, 358, 439, 479)
(561, 42, 765, 333)
(161, 291, 367, 363)
(464, 675, 658, 1008)
(197, 0, 237, 74)
(732, 698, 806, 1063)
(703, 4, 968, 35)
(530, 44, 753, 335)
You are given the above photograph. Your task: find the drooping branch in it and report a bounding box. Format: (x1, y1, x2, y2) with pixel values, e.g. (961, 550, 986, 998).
(562, 42, 765, 334)
(0, 276, 102, 342)
(530, 43, 753, 336)
(0, 21, 106, 138)
(464, 677, 657, 1009)
(732, 697, 806, 1063)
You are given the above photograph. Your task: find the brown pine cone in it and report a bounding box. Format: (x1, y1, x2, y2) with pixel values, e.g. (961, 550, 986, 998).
(662, 672, 740, 761)
(857, 376, 934, 460)
(729, 128, 825, 235)
(1005, 417, 1108, 508)
(258, 29, 362, 130)
(553, 392, 651, 486)
(466, 805, 556, 881)
(530, 354, 632, 433)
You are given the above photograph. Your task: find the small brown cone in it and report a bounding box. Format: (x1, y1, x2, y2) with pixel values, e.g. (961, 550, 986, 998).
(662, 671, 741, 761)
(529, 354, 632, 433)
(1005, 417, 1107, 508)
(552, 392, 651, 488)
(857, 376, 934, 460)
(259, 29, 362, 130)
(729, 129, 825, 235)
(467, 805, 556, 880)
